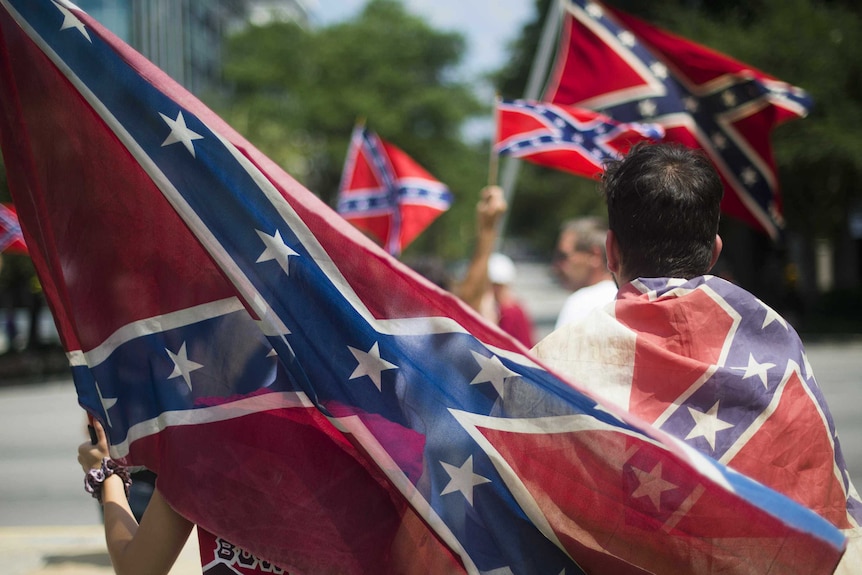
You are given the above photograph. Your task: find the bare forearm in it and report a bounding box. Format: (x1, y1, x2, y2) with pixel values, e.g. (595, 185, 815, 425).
(100, 474, 140, 572)
(456, 185, 507, 309)
(80, 421, 192, 575)
(456, 229, 495, 309)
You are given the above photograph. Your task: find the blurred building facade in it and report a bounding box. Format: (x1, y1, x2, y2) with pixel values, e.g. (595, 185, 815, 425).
(75, 0, 308, 96)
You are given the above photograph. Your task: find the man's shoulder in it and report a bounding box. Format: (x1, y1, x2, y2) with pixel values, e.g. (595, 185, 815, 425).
(556, 279, 618, 330)
(582, 278, 618, 296)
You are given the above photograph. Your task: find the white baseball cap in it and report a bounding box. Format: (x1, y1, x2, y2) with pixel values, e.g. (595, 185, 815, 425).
(488, 253, 516, 285)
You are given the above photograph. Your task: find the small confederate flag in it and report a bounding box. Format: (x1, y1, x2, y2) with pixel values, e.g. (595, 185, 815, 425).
(544, 0, 812, 239)
(0, 202, 27, 254)
(336, 125, 452, 256)
(494, 98, 663, 179)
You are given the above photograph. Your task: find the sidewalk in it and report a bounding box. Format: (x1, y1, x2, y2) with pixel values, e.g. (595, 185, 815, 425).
(2, 525, 201, 575)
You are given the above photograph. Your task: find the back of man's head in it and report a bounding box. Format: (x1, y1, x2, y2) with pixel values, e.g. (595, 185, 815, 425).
(601, 143, 723, 281)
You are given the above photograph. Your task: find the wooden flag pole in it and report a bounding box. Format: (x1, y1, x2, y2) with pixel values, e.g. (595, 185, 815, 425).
(496, 0, 564, 241)
(488, 95, 501, 187)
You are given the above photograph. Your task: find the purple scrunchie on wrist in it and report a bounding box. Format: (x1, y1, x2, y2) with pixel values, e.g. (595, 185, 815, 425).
(84, 457, 132, 504)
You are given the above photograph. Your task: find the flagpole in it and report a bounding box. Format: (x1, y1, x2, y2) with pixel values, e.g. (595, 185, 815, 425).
(497, 0, 564, 243)
(488, 95, 500, 187)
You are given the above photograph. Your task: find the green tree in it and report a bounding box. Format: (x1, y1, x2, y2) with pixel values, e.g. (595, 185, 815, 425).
(212, 0, 488, 260)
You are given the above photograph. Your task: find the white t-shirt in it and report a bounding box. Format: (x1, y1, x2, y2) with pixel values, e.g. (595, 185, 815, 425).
(555, 279, 618, 330)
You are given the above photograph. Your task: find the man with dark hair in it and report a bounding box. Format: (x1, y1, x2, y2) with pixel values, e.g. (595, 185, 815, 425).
(603, 143, 723, 283)
(533, 143, 860, 571)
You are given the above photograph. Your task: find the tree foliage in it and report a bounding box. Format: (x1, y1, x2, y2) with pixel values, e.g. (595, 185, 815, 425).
(212, 0, 488, 259)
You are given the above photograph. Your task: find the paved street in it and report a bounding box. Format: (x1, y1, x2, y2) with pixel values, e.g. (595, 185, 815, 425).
(0, 264, 859, 574)
(0, 377, 201, 574)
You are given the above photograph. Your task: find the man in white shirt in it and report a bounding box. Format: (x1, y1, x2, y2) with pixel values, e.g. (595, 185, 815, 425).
(552, 217, 618, 330)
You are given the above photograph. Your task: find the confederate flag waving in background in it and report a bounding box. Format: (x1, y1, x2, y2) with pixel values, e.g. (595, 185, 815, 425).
(494, 98, 664, 179)
(336, 125, 452, 256)
(544, 0, 812, 239)
(0, 203, 27, 254)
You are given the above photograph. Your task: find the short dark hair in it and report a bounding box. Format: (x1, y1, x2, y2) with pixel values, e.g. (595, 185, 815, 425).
(601, 143, 723, 280)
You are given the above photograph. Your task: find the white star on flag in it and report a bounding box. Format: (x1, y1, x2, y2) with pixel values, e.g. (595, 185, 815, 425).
(741, 166, 759, 186)
(94, 381, 117, 427)
(53, 1, 90, 41)
(255, 229, 299, 274)
(802, 352, 814, 381)
(166, 342, 204, 390)
(734, 353, 775, 388)
(685, 401, 734, 450)
(618, 30, 636, 47)
(758, 300, 788, 330)
(722, 90, 737, 107)
(469, 351, 519, 397)
(649, 61, 668, 79)
(631, 462, 677, 509)
(440, 455, 491, 506)
(683, 96, 699, 112)
(159, 111, 204, 157)
(348, 342, 398, 391)
(638, 99, 657, 117)
(586, 2, 603, 19)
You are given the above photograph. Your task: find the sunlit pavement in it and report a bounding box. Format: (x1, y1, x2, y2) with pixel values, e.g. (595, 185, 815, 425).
(1, 525, 200, 575)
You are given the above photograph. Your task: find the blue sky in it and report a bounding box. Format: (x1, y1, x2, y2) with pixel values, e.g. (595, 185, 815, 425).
(307, 1, 536, 77)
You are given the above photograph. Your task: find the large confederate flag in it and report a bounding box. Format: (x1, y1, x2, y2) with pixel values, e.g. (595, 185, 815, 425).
(0, 1, 847, 573)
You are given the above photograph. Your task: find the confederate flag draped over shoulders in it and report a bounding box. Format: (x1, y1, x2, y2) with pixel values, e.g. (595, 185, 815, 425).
(336, 125, 452, 256)
(533, 276, 862, 571)
(494, 98, 664, 180)
(544, 0, 812, 239)
(0, 1, 848, 573)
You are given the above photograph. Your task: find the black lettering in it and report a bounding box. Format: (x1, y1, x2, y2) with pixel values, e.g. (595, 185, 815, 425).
(236, 548, 257, 568)
(215, 538, 235, 562)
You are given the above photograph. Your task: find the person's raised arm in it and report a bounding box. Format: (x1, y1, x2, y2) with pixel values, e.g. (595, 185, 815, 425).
(78, 420, 194, 575)
(454, 185, 507, 313)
